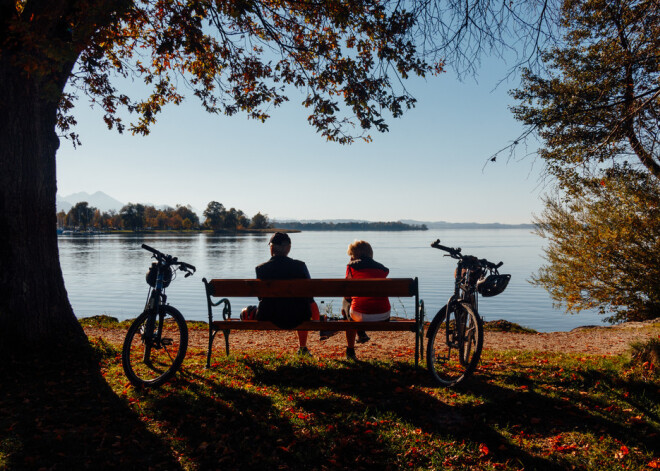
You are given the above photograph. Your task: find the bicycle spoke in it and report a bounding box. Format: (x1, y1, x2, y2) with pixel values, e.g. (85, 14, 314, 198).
(122, 307, 188, 387)
(427, 304, 483, 387)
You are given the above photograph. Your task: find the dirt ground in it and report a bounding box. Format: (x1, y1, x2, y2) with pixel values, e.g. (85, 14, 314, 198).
(84, 319, 660, 361)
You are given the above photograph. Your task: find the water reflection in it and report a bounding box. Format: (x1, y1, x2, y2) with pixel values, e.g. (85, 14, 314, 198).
(58, 230, 606, 332)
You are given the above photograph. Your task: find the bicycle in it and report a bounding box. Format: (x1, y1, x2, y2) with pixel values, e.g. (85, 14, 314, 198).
(122, 244, 196, 388)
(426, 239, 511, 386)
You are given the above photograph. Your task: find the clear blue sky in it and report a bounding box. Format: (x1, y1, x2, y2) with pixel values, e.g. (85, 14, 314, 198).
(56, 59, 544, 224)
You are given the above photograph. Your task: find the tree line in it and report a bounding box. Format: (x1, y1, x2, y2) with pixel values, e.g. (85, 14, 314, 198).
(57, 201, 272, 231)
(274, 221, 428, 231)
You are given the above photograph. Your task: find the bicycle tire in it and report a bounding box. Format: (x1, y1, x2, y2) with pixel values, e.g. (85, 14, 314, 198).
(122, 305, 188, 388)
(426, 302, 483, 387)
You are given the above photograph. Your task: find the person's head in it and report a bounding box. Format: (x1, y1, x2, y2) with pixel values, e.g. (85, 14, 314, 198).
(347, 240, 373, 260)
(269, 232, 291, 256)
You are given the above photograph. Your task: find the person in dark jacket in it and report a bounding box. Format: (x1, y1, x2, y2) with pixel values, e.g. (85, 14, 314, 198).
(256, 232, 319, 356)
(342, 240, 391, 360)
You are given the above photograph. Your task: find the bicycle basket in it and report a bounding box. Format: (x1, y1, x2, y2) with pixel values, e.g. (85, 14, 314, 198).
(146, 262, 172, 288)
(477, 274, 511, 297)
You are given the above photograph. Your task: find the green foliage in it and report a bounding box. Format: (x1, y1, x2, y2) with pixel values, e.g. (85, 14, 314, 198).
(202, 201, 225, 230)
(511, 0, 660, 189)
(119, 203, 146, 230)
(66, 202, 96, 230)
(512, 0, 660, 323)
(533, 166, 660, 323)
(175, 204, 200, 227)
(3, 0, 435, 144)
(249, 211, 271, 229)
(203, 201, 250, 231)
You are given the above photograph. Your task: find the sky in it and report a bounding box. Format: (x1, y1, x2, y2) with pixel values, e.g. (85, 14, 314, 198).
(56, 58, 546, 225)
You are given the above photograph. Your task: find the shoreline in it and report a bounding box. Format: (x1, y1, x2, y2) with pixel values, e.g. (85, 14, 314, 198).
(83, 317, 660, 359)
(58, 228, 302, 235)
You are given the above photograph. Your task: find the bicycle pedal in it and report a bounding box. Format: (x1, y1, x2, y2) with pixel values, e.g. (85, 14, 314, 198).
(161, 338, 174, 346)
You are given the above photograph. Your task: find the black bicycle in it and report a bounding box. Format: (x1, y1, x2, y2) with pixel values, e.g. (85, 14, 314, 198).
(426, 239, 511, 386)
(122, 244, 196, 388)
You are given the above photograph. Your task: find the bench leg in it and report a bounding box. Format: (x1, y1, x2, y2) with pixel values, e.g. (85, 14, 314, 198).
(414, 328, 419, 367)
(414, 325, 425, 367)
(223, 329, 230, 356)
(206, 328, 233, 367)
(206, 328, 219, 368)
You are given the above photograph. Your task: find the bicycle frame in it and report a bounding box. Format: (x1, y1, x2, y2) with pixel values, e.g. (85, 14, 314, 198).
(448, 259, 480, 310)
(445, 256, 481, 325)
(141, 260, 173, 356)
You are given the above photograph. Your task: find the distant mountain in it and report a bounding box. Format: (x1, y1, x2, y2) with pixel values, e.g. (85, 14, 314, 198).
(275, 218, 533, 229)
(274, 220, 427, 231)
(272, 218, 534, 230)
(57, 191, 124, 213)
(275, 218, 370, 224)
(401, 220, 534, 229)
(55, 197, 72, 213)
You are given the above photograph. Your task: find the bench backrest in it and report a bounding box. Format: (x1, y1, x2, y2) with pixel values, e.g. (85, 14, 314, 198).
(205, 278, 418, 298)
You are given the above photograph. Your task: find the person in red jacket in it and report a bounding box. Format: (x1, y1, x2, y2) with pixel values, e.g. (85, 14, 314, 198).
(343, 240, 391, 360)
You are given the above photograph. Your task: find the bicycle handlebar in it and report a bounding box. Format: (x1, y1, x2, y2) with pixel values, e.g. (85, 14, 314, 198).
(141, 244, 196, 273)
(431, 239, 503, 270)
(141, 243, 160, 256)
(179, 261, 197, 273)
(431, 239, 461, 256)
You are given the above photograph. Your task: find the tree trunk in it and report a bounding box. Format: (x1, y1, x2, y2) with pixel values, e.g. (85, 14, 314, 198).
(0, 56, 88, 357)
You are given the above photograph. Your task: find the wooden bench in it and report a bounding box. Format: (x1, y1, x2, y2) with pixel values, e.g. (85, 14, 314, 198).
(202, 278, 425, 367)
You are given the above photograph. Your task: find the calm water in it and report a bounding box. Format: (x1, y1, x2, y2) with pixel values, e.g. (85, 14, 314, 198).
(58, 230, 606, 332)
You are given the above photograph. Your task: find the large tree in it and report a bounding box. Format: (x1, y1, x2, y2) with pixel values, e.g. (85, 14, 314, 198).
(511, 0, 660, 322)
(67, 201, 96, 229)
(249, 212, 271, 229)
(119, 203, 146, 230)
(175, 204, 199, 228)
(533, 166, 660, 323)
(511, 0, 660, 192)
(203, 201, 226, 231)
(0, 0, 555, 355)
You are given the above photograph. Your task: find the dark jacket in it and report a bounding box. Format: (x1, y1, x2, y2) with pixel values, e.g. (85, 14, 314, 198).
(255, 255, 312, 328)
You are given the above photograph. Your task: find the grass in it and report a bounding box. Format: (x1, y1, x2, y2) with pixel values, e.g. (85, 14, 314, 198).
(1, 330, 659, 470)
(78, 314, 134, 329)
(483, 319, 538, 334)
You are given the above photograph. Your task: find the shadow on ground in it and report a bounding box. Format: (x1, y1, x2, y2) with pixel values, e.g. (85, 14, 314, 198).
(0, 352, 180, 470)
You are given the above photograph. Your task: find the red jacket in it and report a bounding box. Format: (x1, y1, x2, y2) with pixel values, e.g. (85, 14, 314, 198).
(345, 258, 391, 314)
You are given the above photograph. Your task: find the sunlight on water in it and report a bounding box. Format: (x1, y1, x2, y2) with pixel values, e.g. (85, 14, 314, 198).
(58, 230, 606, 332)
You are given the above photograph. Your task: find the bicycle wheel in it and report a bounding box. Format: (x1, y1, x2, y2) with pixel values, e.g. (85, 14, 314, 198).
(122, 305, 188, 388)
(426, 302, 483, 387)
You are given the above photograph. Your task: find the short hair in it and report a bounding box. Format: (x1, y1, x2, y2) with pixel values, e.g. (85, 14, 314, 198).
(269, 232, 291, 245)
(271, 242, 291, 256)
(347, 240, 373, 259)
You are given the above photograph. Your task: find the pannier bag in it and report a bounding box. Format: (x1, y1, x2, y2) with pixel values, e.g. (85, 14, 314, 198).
(146, 262, 172, 288)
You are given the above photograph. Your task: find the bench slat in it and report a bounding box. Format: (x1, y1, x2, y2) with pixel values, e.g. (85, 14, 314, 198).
(211, 320, 417, 332)
(207, 278, 416, 298)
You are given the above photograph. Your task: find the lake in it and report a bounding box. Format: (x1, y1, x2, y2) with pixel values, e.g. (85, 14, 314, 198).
(58, 230, 606, 332)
